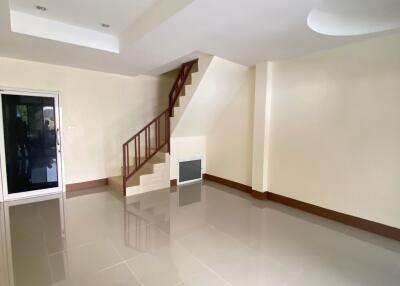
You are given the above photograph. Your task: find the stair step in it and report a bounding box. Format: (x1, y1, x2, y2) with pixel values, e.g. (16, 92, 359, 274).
(109, 148, 169, 194)
(108, 176, 133, 193)
(110, 59, 200, 197)
(122, 152, 166, 174)
(109, 166, 153, 192)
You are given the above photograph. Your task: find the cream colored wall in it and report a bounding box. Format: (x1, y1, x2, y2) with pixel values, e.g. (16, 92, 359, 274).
(170, 136, 206, 181)
(173, 57, 252, 137)
(268, 34, 400, 228)
(171, 56, 254, 185)
(251, 62, 272, 192)
(206, 66, 254, 186)
(0, 57, 170, 185)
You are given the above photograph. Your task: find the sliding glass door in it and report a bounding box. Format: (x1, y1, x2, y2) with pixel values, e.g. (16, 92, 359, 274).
(0, 90, 63, 200)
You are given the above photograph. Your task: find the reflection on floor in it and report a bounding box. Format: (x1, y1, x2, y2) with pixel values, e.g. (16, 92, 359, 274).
(0, 181, 399, 286)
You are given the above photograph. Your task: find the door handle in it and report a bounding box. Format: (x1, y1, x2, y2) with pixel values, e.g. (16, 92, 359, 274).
(56, 128, 61, 147)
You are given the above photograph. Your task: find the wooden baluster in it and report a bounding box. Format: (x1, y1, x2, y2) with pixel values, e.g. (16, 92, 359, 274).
(138, 134, 141, 165)
(166, 111, 170, 153)
(122, 145, 126, 178)
(145, 128, 148, 159)
(164, 113, 167, 146)
(158, 119, 160, 149)
(127, 143, 129, 175)
(148, 125, 151, 155)
(123, 145, 126, 194)
(155, 119, 158, 149)
(149, 124, 153, 156)
(149, 126, 151, 155)
(148, 126, 151, 156)
(147, 126, 150, 156)
(135, 137, 138, 169)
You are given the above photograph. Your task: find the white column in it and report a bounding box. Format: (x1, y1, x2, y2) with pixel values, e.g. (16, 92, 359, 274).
(251, 62, 272, 193)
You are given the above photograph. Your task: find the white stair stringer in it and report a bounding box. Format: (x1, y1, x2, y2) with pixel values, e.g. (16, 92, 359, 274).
(108, 149, 170, 196)
(125, 152, 170, 196)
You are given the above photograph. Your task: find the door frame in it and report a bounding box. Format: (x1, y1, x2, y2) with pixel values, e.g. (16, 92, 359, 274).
(0, 87, 65, 201)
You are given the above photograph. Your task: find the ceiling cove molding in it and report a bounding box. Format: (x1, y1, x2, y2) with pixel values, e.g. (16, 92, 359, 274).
(10, 10, 119, 53)
(119, 0, 194, 50)
(307, 0, 400, 36)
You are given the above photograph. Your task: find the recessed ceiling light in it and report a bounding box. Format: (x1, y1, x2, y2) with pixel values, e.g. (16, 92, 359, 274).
(35, 5, 47, 11)
(101, 23, 110, 28)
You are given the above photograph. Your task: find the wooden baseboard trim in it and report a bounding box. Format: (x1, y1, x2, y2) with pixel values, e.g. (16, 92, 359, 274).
(170, 179, 177, 187)
(251, 189, 268, 200)
(203, 173, 400, 241)
(66, 178, 108, 192)
(267, 192, 400, 241)
(203, 173, 251, 193)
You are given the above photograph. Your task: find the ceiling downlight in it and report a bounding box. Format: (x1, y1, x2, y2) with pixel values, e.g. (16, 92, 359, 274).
(35, 5, 47, 12)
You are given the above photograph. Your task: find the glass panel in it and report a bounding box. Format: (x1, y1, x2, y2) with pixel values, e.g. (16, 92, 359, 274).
(2, 94, 58, 194)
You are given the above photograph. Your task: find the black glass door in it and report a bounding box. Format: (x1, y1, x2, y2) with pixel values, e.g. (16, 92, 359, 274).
(2, 94, 59, 194)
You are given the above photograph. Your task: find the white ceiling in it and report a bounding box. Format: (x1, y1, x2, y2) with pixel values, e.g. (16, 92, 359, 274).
(10, 0, 160, 35)
(308, 0, 400, 36)
(1, 0, 399, 76)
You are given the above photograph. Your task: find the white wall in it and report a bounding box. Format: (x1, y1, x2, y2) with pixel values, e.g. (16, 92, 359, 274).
(171, 56, 254, 185)
(268, 34, 400, 228)
(0, 57, 170, 185)
(206, 66, 254, 186)
(251, 63, 272, 192)
(170, 136, 206, 181)
(173, 57, 252, 137)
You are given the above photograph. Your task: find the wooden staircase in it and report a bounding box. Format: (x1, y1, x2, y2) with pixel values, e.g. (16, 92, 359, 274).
(109, 59, 198, 196)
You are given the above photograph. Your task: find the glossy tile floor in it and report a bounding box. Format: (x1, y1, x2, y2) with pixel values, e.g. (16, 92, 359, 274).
(0, 181, 399, 286)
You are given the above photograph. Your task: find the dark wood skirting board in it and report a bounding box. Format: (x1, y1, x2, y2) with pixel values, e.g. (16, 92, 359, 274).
(266, 192, 400, 241)
(203, 173, 400, 241)
(251, 189, 268, 200)
(66, 178, 108, 192)
(170, 179, 177, 186)
(203, 173, 252, 193)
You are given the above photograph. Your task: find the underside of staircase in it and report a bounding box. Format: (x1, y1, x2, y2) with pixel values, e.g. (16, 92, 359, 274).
(108, 59, 200, 196)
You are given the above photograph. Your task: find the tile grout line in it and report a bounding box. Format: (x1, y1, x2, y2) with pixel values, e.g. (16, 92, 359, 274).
(47, 239, 98, 257)
(172, 241, 233, 286)
(157, 216, 293, 285)
(126, 261, 146, 286)
(107, 237, 146, 286)
(148, 213, 242, 285)
(172, 271, 204, 286)
(120, 218, 231, 286)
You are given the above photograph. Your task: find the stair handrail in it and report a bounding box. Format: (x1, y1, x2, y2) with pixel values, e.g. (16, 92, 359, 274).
(122, 59, 197, 195)
(122, 108, 170, 194)
(169, 59, 198, 116)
